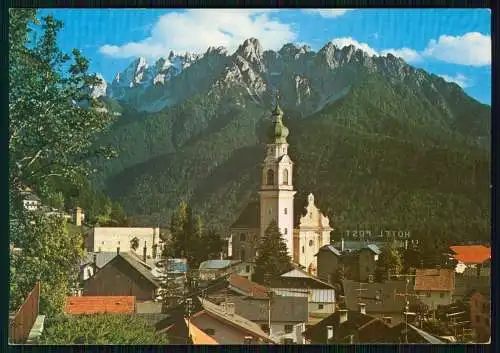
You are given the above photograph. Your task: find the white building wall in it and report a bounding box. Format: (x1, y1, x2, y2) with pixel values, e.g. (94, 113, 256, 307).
(416, 291, 453, 309)
(89, 227, 160, 258)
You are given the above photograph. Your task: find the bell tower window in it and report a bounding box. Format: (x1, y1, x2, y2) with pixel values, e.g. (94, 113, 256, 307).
(266, 169, 274, 185)
(283, 169, 289, 185)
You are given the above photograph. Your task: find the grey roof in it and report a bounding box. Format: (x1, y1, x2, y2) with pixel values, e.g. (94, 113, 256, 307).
(199, 259, 238, 270)
(230, 201, 260, 229)
(453, 276, 490, 300)
(21, 192, 41, 201)
(117, 252, 160, 288)
(199, 298, 276, 342)
(407, 324, 445, 344)
(316, 244, 342, 257)
(136, 301, 163, 314)
(333, 241, 387, 252)
(229, 296, 308, 323)
(342, 280, 418, 315)
(364, 244, 381, 255)
(80, 252, 117, 268)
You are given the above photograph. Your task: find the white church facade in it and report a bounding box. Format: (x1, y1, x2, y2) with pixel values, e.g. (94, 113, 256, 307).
(230, 100, 333, 275)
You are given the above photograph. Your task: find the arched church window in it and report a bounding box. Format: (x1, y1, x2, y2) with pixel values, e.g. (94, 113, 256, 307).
(283, 169, 289, 185)
(240, 248, 246, 261)
(267, 169, 274, 185)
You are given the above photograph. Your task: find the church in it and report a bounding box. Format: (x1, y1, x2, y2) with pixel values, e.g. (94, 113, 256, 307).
(229, 99, 333, 276)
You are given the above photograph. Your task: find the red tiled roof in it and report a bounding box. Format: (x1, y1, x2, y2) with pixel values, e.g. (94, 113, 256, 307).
(414, 269, 455, 292)
(449, 245, 490, 264)
(65, 296, 136, 314)
(228, 275, 269, 299)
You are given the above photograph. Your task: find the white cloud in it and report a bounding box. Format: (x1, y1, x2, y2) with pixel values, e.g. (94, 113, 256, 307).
(439, 73, 471, 88)
(423, 32, 491, 66)
(380, 48, 422, 63)
(330, 37, 378, 57)
(99, 9, 296, 58)
(303, 9, 352, 18)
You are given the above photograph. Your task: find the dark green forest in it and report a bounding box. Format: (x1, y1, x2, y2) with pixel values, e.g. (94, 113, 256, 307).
(93, 71, 490, 244)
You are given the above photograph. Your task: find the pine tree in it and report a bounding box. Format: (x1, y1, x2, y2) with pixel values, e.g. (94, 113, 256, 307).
(376, 238, 403, 281)
(253, 220, 292, 284)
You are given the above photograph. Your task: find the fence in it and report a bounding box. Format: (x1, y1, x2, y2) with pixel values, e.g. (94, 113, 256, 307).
(9, 282, 40, 344)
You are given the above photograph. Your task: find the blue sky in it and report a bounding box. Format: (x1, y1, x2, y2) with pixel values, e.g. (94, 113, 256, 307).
(38, 8, 491, 104)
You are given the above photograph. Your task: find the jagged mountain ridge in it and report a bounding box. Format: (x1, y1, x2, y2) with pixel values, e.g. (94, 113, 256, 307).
(92, 38, 490, 242)
(98, 38, 489, 130)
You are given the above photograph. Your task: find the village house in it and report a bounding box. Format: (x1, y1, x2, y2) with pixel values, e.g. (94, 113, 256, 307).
(156, 296, 276, 344)
(469, 290, 490, 342)
(341, 279, 420, 325)
(449, 245, 490, 278)
(316, 243, 381, 283)
(303, 307, 445, 344)
(201, 275, 308, 343)
(414, 269, 455, 310)
(83, 250, 161, 301)
(198, 259, 253, 282)
(64, 296, 136, 315)
(86, 226, 161, 259)
(20, 190, 42, 211)
(267, 268, 336, 323)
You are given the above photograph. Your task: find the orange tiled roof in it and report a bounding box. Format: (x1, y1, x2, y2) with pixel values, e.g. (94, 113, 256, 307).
(65, 296, 136, 314)
(229, 275, 269, 299)
(184, 319, 218, 344)
(414, 269, 455, 292)
(450, 245, 491, 264)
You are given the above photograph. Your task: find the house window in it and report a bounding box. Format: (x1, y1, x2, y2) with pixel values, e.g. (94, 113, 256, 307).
(246, 265, 250, 273)
(266, 169, 274, 185)
(318, 304, 324, 310)
(309, 240, 314, 247)
(476, 315, 481, 323)
(240, 233, 246, 242)
(440, 292, 445, 299)
(268, 208, 272, 215)
(101, 241, 104, 245)
(203, 328, 215, 336)
(284, 208, 288, 215)
(302, 246, 305, 253)
(426, 292, 431, 297)
(283, 338, 294, 344)
(240, 248, 246, 261)
(284, 325, 294, 334)
(284, 228, 288, 235)
(484, 317, 489, 326)
(261, 324, 270, 333)
(283, 169, 289, 185)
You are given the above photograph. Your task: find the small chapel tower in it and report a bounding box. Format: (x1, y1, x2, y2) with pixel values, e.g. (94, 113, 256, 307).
(258, 93, 296, 256)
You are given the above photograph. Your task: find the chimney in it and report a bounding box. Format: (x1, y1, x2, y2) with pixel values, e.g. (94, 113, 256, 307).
(326, 325, 334, 342)
(220, 252, 224, 260)
(226, 302, 235, 315)
(341, 238, 345, 252)
(92, 254, 97, 273)
(143, 241, 147, 262)
(339, 309, 348, 324)
(152, 244, 157, 259)
(327, 274, 332, 284)
(117, 247, 120, 254)
(74, 207, 82, 226)
(347, 334, 354, 344)
(358, 303, 366, 315)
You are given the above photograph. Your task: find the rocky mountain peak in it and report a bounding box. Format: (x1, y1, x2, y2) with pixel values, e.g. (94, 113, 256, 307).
(235, 38, 263, 62)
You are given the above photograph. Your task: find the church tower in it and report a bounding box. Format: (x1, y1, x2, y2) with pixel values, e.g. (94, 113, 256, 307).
(258, 96, 296, 256)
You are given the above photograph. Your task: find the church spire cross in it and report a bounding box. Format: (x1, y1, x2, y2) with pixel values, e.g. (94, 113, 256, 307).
(272, 89, 283, 116)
